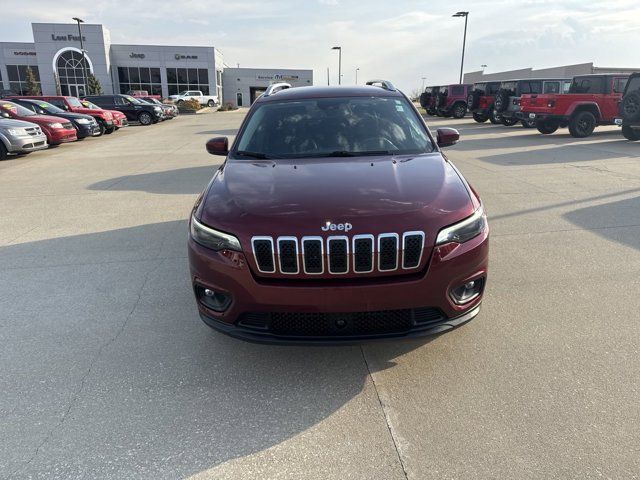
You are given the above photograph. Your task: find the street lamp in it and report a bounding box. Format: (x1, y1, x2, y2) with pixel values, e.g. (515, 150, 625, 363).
(331, 46, 342, 85)
(452, 11, 469, 84)
(422, 76, 427, 90)
(355, 67, 360, 85)
(72, 17, 88, 95)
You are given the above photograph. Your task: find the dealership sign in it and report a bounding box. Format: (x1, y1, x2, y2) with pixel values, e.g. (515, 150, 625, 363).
(174, 54, 198, 60)
(14, 51, 37, 56)
(51, 34, 86, 41)
(257, 74, 300, 81)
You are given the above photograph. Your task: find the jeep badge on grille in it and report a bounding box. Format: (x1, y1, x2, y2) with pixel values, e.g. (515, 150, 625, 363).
(322, 222, 352, 232)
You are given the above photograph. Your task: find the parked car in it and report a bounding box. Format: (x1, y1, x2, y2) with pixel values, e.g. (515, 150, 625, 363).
(11, 98, 101, 139)
(0, 118, 48, 160)
(78, 99, 129, 131)
(127, 90, 162, 101)
(435, 84, 472, 118)
(84, 94, 163, 126)
(467, 81, 501, 124)
(188, 80, 488, 343)
(135, 97, 176, 120)
(419, 86, 440, 116)
(142, 97, 179, 118)
(0, 100, 77, 145)
(168, 90, 219, 108)
(615, 72, 640, 141)
(18, 95, 117, 135)
(493, 79, 571, 127)
(520, 74, 629, 137)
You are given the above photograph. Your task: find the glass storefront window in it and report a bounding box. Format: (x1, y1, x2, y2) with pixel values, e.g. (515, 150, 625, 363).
(117, 66, 162, 95)
(166, 68, 211, 97)
(6, 64, 41, 95)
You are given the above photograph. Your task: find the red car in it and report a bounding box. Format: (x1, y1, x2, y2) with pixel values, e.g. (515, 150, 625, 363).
(0, 100, 77, 145)
(188, 81, 489, 343)
(15, 95, 117, 135)
(79, 100, 128, 131)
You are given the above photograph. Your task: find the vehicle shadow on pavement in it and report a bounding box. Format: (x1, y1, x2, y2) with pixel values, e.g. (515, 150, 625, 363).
(195, 129, 239, 136)
(564, 196, 640, 251)
(0, 220, 433, 478)
(88, 166, 218, 195)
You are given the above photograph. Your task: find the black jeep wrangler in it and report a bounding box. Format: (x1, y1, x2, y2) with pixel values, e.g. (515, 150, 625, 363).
(617, 72, 640, 141)
(419, 86, 440, 116)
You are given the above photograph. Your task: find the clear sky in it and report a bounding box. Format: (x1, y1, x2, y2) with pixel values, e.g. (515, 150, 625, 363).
(2, 0, 640, 93)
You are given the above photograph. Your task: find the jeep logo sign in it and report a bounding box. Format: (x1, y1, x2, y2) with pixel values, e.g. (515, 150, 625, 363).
(322, 222, 352, 232)
(130, 53, 146, 59)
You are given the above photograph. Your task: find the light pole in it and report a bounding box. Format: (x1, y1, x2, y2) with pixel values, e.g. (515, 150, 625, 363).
(452, 11, 469, 84)
(422, 77, 427, 90)
(355, 67, 360, 85)
(327, 67, 330, 86)
(331, 46, 342, 85)
(72, 17, 88, 95)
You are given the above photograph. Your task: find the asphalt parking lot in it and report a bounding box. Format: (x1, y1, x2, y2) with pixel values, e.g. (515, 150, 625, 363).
(1, 112, 639, 479)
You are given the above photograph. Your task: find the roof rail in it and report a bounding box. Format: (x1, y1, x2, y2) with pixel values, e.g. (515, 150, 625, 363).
(263, 82, 292, 97)
(365, 79, 397, 91)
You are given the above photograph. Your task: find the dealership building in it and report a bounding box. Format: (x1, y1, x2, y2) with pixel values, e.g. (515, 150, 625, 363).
(0, 22, 313, 103)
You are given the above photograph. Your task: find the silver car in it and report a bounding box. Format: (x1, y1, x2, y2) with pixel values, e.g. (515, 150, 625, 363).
(0, 118, 48, 160)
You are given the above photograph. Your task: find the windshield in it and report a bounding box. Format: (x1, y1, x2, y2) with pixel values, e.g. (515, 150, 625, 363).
(439, 86, 448, 94)
(178, 91, 189, 96)
(233, 96, 433, 159)
(144, 98, 161, 104)
(66, 97, 83, 107)
(124, 95, 142, 104)
(81, 100, 101, 110)
(35, 101, 64, 114)
(500, 82, 516, 92)
(474, 83, 487, 94)
(0, 101, 36, 116)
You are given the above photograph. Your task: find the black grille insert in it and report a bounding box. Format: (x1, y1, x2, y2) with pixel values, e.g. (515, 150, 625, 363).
(353, 236, 373, 272)
(253, 238, 275, 272)
(403, 233, 424, 269)
(237, 307, 446, 338)
(328, 238, 348, 273)
(379, 235, 398, 271)
(278, 238, 298, 273)
(302, 238, 323, 274)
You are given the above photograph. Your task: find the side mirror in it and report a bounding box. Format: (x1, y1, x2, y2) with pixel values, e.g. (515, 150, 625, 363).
(436, 128, 460, 148)
(64, 105, 69, 111)
(206, 136, 229, 156)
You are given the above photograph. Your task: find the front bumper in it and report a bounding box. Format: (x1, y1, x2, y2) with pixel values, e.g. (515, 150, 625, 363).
(76, 123, 101, 138)
(48, 129, 77, 144)
(188, 229, 489, 344)
(5, 134, 48, 153)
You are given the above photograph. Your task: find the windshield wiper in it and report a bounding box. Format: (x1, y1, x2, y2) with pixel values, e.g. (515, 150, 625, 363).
(235, 150, 273, 159)
(313, 150, 394, 158)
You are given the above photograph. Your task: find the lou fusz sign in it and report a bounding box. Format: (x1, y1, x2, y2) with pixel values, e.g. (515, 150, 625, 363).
(51, 34, 86, 41)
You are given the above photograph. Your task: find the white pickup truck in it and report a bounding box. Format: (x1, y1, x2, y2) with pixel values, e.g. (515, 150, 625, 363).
(168, 90, 219, 107)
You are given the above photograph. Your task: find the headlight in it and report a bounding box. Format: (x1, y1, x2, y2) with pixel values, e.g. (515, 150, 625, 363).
(436, 206, 487, 245)
(154, 107, 162, 112)
(48, 122, 63, 129)
(76, 118, 91, 124)
(190, 215, 242, 252)
(6, 128, 24, 136)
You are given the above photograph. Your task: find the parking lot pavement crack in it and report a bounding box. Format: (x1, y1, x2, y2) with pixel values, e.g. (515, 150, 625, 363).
(7, 258, 165, 479)
(360, 346, 409, 480)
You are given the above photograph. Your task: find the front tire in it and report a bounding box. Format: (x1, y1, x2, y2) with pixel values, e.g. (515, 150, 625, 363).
(138, 112, 153, 126)
(0, 143, 7, 160)
(622, 125, 640, 141)
(536, 120, 559, 134)
(501, 117, 519, 126)
(452, 103, 467, 119)
(96, 121, 106, 136)
(207, 100, 215, 107)
(569, 111, 597, 138)
(473, 112, 488, 123)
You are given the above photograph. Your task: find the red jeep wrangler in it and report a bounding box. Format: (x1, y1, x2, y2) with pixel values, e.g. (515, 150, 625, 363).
(467, 81, 501, 124)
(615, 72, 640, 141)
(435, 84, 472, 118)
(520, 74, 629, 137)
(419, 86, 440, 116)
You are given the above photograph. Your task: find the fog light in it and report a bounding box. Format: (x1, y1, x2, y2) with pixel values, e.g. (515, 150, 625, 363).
(195, 285, 232, 312)
(450, 278, 484, 305)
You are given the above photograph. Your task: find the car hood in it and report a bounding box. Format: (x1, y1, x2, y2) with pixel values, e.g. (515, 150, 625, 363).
(199, 153, 475, 245)
(20, 114, 71, 125)
(0, 118, 40, 128)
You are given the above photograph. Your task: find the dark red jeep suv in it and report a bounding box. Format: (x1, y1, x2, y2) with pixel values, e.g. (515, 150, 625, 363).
(188, 81, 489, 343)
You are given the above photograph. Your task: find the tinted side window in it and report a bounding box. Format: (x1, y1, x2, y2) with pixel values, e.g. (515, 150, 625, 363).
(520, 81, 542, 94)
(544, 82, 560, 94)
(48, 98, 65, 108)
(114, 96, 128, 105)
(613, 78, 628, 94)
(451, 85, 464, 96)
(570, 77, 605, 94)
(487, 83, 500, 95)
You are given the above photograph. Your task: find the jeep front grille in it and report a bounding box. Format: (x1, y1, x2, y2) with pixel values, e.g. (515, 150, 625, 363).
(251, 232, 425, 276)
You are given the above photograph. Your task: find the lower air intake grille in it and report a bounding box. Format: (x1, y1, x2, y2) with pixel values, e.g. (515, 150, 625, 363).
(237, 307, 445, 338)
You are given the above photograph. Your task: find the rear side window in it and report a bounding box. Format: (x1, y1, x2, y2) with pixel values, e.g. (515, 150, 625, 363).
(520, 81, 542, 94)
(613, 78, 628, 94)
(451, 85, 464, 96)
(562, 81, 571, 93)
(543, 81, 560, 94)
(569, 77, 605, 94)
(48, 98, 66, 108)
(487, 83, 500, 95)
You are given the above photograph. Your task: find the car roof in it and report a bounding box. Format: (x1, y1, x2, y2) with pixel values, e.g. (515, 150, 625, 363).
(255, 85, 404, 103)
